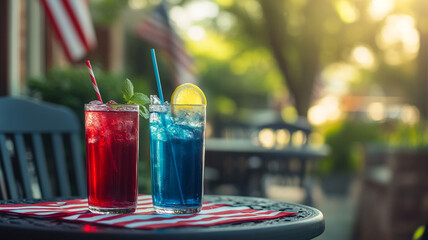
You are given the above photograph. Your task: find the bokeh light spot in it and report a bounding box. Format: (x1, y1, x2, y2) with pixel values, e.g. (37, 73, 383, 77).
(367, 102, 385, 121)
(276, 129, 290, 147)
(368, 0, 394, 21)
(258, 129, 276, 149)
(187, 26, 206, 41)
(351, 45, 376, 69)
(335, 0, 359, 23)
(401, 105, 420, 125)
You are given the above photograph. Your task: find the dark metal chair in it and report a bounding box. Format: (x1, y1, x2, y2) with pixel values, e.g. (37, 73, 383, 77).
(205, 117, 328, 205)
(0, 97, 86, 199)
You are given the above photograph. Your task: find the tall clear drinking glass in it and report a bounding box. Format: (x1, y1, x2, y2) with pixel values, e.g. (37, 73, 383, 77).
(85, 104, 139, 214)
(149, 104, 206, 214)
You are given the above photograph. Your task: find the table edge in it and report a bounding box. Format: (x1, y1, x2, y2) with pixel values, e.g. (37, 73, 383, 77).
(0, 195, 325, 240)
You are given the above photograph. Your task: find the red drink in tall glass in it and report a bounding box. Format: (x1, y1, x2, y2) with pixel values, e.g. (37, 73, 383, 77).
(85, 103, 139, 214)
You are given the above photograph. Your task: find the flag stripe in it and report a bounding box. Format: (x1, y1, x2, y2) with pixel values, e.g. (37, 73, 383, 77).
(41, 0, 73, 60)
(68, 0, 97, 48)
(136, 3, 198, 85)
(137, 18, 193, 71)
(40, 0, 96, 62)
(45, 0, 85, 60)
(60, 0, 90, 51)
(136, 18, 173, 48)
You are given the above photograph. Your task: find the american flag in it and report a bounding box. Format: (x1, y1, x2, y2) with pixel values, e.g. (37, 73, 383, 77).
(40, 0, 97, 62)
(136, 3, 198, 85)
(0, 195, 295, 229)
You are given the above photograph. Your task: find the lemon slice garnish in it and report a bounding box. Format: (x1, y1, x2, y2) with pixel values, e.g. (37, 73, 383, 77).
(171, 83, 207, 105)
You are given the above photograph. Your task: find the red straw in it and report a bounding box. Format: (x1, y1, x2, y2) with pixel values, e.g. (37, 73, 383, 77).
(86, 60, 103, 103)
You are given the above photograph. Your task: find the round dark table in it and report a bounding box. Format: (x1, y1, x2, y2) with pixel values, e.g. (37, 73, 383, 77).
(0, 195, 324, 240)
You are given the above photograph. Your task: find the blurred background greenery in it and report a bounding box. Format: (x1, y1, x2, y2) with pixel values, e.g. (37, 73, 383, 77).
(25, 0, 428, 178)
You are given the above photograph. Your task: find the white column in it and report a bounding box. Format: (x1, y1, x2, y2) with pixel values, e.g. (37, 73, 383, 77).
(27, 0, 44, 79)
(8, 0, 21, 96)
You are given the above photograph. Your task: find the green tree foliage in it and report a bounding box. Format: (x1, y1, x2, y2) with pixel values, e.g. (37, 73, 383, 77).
(99, 0, 428, 121)
(90, 0, 128, 26)
(197, 0, 426, 119)
(320, 121, 381, 174)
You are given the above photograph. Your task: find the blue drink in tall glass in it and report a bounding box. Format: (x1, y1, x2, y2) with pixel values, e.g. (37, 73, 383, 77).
(149, 101, 206, 214)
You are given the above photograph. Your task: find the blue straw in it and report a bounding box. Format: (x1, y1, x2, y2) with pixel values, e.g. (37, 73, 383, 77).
(150, 48, 185, 205)
(151, 49, 165, 103)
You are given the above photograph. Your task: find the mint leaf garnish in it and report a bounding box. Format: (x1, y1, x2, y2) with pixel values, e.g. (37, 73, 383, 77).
(122, 78, 134, 102)
(140, 106, 149, 119)
(121, 79, 150, 119)
(130, 93, 150, 106)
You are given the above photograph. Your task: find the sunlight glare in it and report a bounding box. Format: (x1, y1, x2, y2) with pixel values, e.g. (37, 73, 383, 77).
(170, 6, 191, 29)
(187, 26, 206, 41)
(258, 129, 276, 149)
(376, 14, 419, 65)
(276, 129, 290, 148)
(308, 95, 341, 125)
(186, 1, 219, 21)
(351, 45, 376, 69)
(308, 105, 327, 126)
(292, 131, 306, 147)
(367, 102, 385, 121)
(401, 105, 420, 125)
(368, 0, 394, 21)
(335, 0, 359, 23)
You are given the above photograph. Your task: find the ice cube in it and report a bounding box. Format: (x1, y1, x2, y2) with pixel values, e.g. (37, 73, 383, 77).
(150, 124, 167, 141)
(150, 112, 162, 124)
(150, 95, 161, 105)
(89, 100, 102, 105)
(180, 127, 194, 139)
(173, 108, 204, 128)
(106, 100, 118, 105)
(188, 113, 204, 128)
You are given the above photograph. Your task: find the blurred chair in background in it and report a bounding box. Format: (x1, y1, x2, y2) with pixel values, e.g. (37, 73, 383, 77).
(356, 146, 428, 240)
(205, 117, 328, 205)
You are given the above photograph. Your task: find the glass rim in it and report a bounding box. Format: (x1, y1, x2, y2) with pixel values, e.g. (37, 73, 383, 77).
(85, 103, 139, 111)
(149, 103, 206, 107)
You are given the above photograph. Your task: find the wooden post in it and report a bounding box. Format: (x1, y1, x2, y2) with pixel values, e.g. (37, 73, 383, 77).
(26, 0, 44, 79)
(0, 0, 9, 96)
(90, 22, 124, 73)
(8, 0, 21, 96)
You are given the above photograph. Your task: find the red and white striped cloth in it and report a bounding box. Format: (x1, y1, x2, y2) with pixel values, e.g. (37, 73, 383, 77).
(40, 0, 97, 62)
(0, 195, 295, 230)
